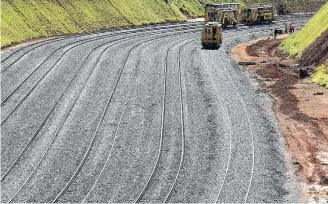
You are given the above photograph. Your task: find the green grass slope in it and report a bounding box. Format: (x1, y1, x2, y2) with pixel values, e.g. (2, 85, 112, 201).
(1, 0, 184, 47)
(281, 2, 328, 57)
(311, 60, 328, 88)
(281, 2, 328, 88)
(0, 0, 236, 47)
(1, 0, 326, 48)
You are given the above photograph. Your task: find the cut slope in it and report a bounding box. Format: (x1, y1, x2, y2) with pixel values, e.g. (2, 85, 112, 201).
(281, 2, 328, 57)
(281, 2, 328, 88)
(0, 0, 183, 47)
(300, 29, 328, 67)
(1, 0, 326, 48)
(301, 29, 328, 88)
(1, 0, 235, 47)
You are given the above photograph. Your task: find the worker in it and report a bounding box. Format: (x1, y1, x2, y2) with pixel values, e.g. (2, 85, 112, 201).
(289, 23, 295, 33)
(285, 23, 288, 33)
(274, 28, 278, 39)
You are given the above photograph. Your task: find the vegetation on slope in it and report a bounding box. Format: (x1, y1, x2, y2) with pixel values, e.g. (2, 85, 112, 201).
(281, 2, 328, 57)
(1, 0, 183, 47)
(0, 0, 238, 47)
(311, 60, 328, 88)
(281, 2, 328, 87)
(1, 0, 326, 48)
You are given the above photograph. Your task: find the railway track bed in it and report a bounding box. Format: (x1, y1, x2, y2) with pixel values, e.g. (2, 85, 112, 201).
(1, 14, 311, 203)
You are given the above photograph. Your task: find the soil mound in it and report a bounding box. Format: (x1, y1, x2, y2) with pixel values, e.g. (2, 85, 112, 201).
(246, 39, 281, 57)
(258, 64, 285, 79)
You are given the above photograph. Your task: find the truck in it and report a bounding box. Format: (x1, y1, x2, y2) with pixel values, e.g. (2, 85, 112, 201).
(201, 22, 223, 49)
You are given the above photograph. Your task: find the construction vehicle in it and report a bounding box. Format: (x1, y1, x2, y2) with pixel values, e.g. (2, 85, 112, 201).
(219, 9, 238, 27)
(201, 22, 223, 49)
(239, 5, 277, 24)
(205, 3, 239, 11)
(205, 3, 239, 27)
(257, 5, 277, 22)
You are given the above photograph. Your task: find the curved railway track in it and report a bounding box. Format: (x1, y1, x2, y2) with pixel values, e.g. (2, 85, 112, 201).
(1, 28, 202, 183)
(203, 56, 233, 203)
(134, 39, 194, 203)
(52, 33, 198, 204)
(5, 31, 200, 204)
(162, 40, 189, 204)
(1, 22, 204, 69)
(1, 25, 201, 124)
(1, 36, 130, 182)
(1, 22, 203, 73)
(7, 39, 119, 204)
(217, 55, 255, 203)
(207, 54, 253, 203)
(134, 28, 272, 203)
(1, 14, 312, 203)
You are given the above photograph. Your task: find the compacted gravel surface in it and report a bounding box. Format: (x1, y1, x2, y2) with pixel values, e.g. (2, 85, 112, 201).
(1, 14, 312, 203)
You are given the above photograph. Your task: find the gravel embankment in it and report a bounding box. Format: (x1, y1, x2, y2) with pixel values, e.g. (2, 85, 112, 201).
(1, 14, 312, 203)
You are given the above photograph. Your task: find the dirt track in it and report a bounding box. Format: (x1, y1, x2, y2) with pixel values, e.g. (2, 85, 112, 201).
(1, 14, 312, 203)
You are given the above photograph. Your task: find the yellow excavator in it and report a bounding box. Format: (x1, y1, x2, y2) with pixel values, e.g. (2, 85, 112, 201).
(201, 22, 223, 49)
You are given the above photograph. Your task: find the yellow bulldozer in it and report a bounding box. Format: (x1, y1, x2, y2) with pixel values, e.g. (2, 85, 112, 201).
(201, 22, 223, 49)
(239, 5, 276, 24)
(205, 3, 239, 27)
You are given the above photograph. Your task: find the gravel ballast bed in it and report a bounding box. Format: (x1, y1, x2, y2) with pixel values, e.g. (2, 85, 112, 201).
(1, 14, 312, 203)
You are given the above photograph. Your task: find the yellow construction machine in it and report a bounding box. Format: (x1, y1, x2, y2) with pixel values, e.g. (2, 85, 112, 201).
(201, 22, 223, 49)
(205, 3, 239, 27)
(219, 9, 238, 27)
(257, 5, 276, 23)
(239, 5, 276, 24)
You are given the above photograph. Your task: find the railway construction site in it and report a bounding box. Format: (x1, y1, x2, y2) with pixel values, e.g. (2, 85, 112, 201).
(1, 1, 328, 203)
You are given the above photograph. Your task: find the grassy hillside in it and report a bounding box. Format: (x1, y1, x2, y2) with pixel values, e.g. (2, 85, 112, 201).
(0, 0, 239, 47)
(281, 2, 328, 88)
(281, 2, 328, 57)
(1, 0, 326, 48)
(1, 0, 183, 47)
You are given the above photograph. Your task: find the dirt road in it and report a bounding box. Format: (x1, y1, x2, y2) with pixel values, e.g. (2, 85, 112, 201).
(1, 14, 312, 203)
